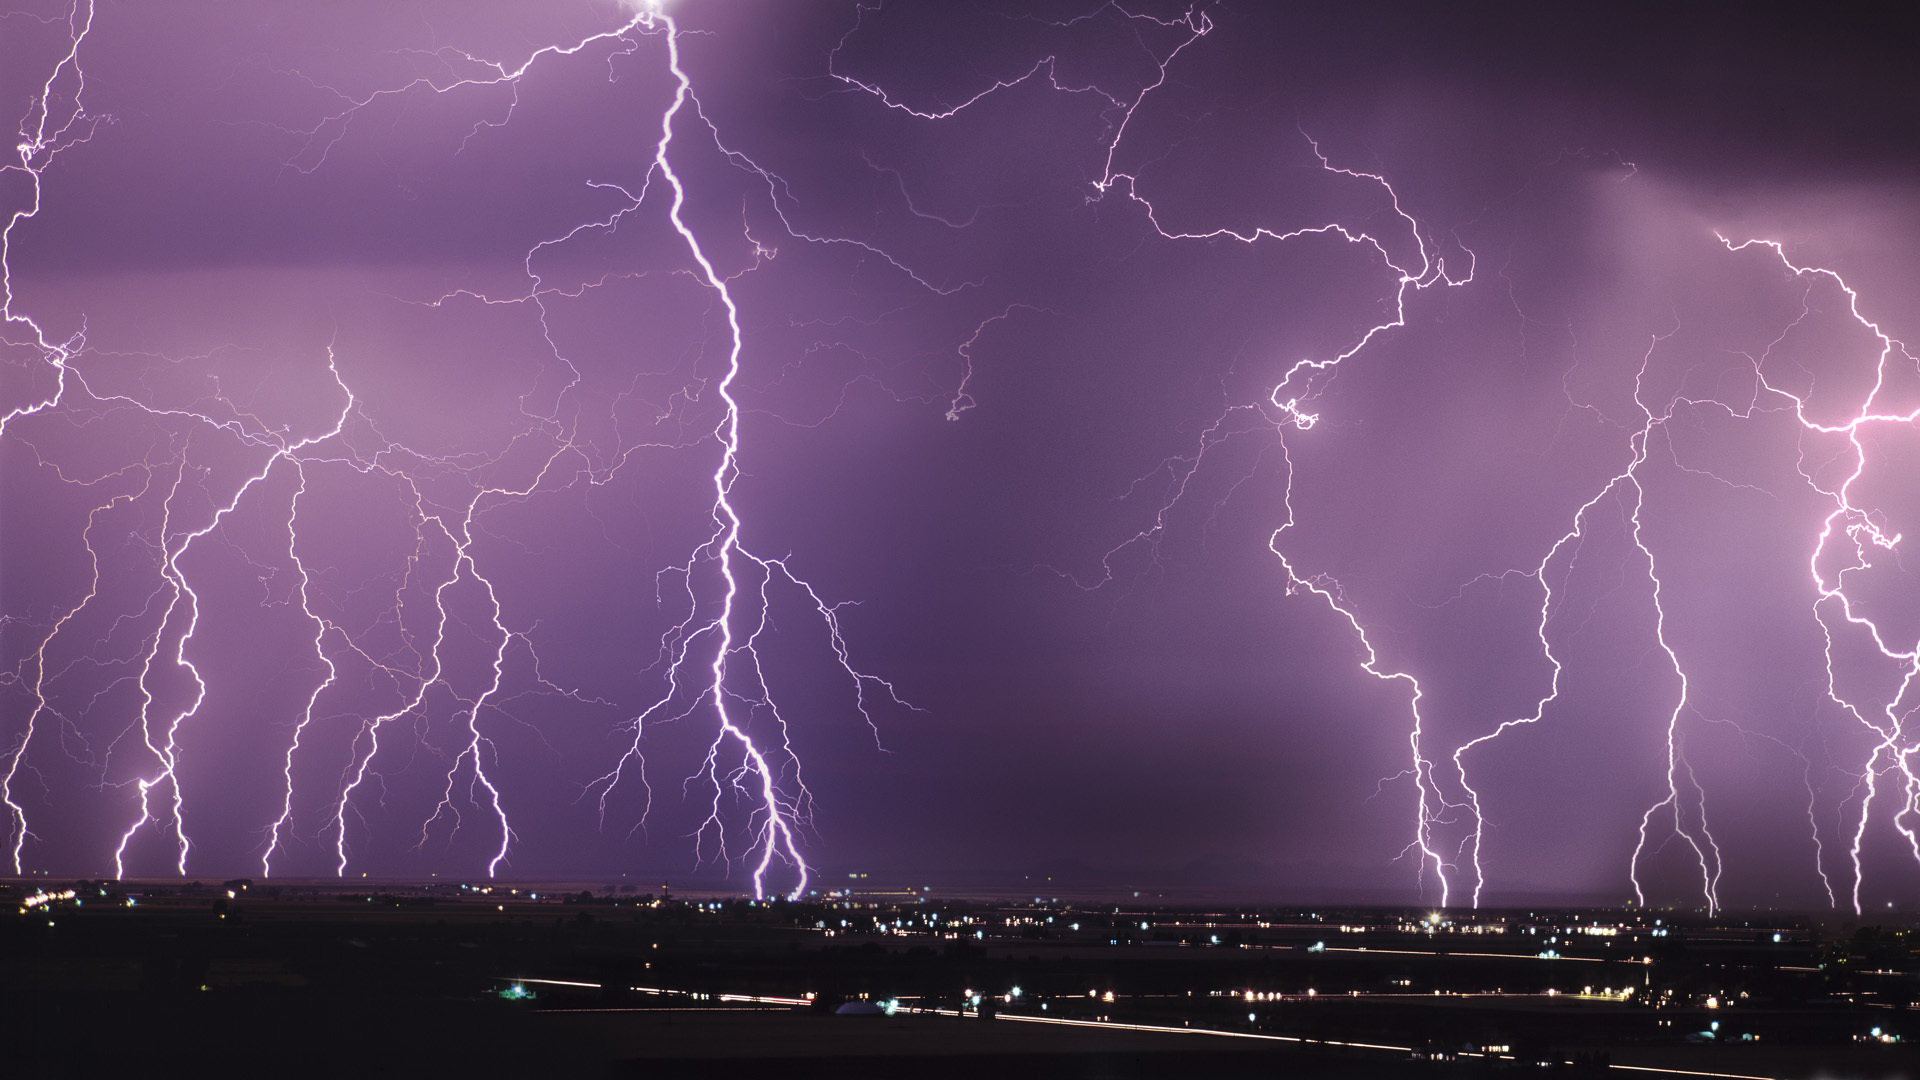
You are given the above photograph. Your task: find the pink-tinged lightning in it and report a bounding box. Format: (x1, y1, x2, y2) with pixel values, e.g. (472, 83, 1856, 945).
(11, 0, 1915, 911)
(276, 4, 920, 893)
(2, 0, 102, 872)
(112, 355, 356, 879)
(1100, 134, 1476, 903)
(576, 7, 917, 901)
(829, 2, 1475, 903)
(828, 2, 1917, 911)
(1442, 235, 1920, 914)
(2, 456, 152, 871)
(829, 2, 1213, 126)
(6, 2, 915, 889)
(1450, 329, 1729, 913)
(1711, 236, 1920, 914)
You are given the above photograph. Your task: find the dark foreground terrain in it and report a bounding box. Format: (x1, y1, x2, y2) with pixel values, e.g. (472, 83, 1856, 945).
(5, 879, 1914, 1078)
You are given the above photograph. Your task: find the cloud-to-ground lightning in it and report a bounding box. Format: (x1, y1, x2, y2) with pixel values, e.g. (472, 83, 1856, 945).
(824, 2, 1919, 910)
(1446, 238, 1920, 914)
(831, 3, 1477, 901)
(1710, 236, 1920, 913)
(575, 6, 917, 899)
(3, 0, 919, 895)
(3, 0, 102, 870)
(6, 0, 1917, 912)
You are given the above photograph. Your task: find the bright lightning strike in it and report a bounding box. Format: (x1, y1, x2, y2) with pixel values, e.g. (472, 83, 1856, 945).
(576, 8, 918, 900)
(824, 3, 1919, 911)
(4, 2, 916, 895)
(6, 1, 1915, 914)
(3, 0, 103, 871)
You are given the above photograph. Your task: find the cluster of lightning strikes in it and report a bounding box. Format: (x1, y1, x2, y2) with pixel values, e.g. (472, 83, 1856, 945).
(833, 1, 1918, 914)
(2, 0, 917, 900)
(5, 1, 1917, 913)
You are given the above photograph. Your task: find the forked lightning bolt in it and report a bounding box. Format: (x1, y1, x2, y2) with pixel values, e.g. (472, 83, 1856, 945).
(4, 1, 916, 895)
(828, 2, 1918, 910)
(1717, 236, 1920, 914)
(579, 7, 917, 899)
(4, 0, 104, 869)
(829, 2, 1473, 902)
(9, 0, 1917, 910)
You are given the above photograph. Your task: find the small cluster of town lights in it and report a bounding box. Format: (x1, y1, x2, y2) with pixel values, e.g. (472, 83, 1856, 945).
(1386, 912, 1507, 934)
(18, 887, 76, 912)
(15, 884, 133, 925)
(14, 883, 148, 920)
(1861, 1027, 1905, 1045)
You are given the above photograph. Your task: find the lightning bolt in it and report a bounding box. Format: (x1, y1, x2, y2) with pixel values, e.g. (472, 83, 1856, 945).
(1445, 328, 1728, 913)
(5, 1, 916, 892)
(829, 2, 1472, 902)
(300, 6, 917, 890)
(1713, 236, 1920, 914)
(3, 0, 102, 872)
(112, 354, 356, 878)
(572, 6, 920, 901)
(1450, 236, 1919, 914)
(828, 2, 1915, 912)
(11, 0, 1914, 913)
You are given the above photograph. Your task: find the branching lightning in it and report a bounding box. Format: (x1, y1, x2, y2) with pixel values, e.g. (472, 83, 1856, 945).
(7, 0, 1916, 912)
(574, 8, 918, 899)
(824, 1, 1918, 911)
(4, 0, 917, 896)
(3, 0, 103, 869)
(1714, 236, 1920, 913)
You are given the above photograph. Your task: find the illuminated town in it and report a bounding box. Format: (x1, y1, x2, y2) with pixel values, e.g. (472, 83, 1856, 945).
(7, 878, 1914, 1076)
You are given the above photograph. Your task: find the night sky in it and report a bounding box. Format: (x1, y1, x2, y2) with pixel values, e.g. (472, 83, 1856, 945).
(5, 1, 1919, 910)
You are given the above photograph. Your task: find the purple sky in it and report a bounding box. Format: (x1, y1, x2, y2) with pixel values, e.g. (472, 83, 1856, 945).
(5, 1, 1919, 909)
